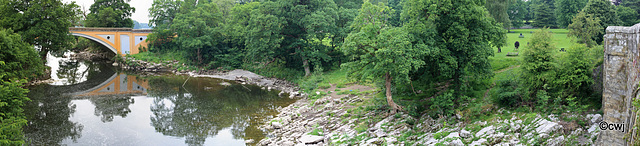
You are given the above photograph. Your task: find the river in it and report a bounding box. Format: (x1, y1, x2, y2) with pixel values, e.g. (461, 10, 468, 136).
(23, 53, 295, 146)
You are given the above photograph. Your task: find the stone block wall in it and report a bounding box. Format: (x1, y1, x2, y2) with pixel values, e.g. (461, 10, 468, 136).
(599, 24, 640, 145)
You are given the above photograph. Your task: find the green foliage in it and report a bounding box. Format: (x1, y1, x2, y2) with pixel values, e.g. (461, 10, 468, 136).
(532, 0, 556, 28)
(486, 0, 511, 29)
(617, 6, 639, 26)
(582, 0, 620, 44)
(0, 29, 45, 81)
(86, 0, 135, 28)
(403, 0, 505, 99)
(554, 44, 596, 102)
(493, 76, 522, 107)
(521, 29, 556, 105)
(508, 0, 527, 28)
(555, 0, 588, 28)
(0, 70, 30, 145)
(430, 90, 455, 116)
(0, 0, 80, 59)
(568, 12, 602, 47)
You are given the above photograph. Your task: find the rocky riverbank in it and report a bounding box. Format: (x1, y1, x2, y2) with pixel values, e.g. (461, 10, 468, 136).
(117, 56, 306, 99)
(256, 92, 603, 146)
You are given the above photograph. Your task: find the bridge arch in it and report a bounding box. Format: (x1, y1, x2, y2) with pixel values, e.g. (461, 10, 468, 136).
(71, 33, 118, 54)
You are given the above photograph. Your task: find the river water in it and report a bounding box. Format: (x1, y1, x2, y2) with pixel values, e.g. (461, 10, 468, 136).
(23, 54, 295, 146)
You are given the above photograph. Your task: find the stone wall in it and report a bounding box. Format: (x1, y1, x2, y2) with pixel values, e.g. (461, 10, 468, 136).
(599, 24, 640, 145)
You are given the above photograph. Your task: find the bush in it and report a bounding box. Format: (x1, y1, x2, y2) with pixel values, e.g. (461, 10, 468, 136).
(0, 73, 29, 145)
(430, 90, 455, 116)
(0, 29, 45, 81)
(492, 78, 522, 108)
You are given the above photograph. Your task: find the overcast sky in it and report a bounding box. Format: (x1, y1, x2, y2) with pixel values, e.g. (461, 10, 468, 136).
(62, 0, 153, 23)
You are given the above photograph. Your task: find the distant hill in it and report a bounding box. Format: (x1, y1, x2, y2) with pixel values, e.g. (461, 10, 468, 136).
(133, 20, 152, 29)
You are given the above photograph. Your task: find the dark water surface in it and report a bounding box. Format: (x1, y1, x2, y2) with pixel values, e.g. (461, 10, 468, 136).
(23, 55, 295, 146)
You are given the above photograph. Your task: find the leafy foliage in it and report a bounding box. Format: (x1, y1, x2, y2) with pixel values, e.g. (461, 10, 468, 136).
(342, 1, 425, 112)
(0, 29, 45, 81)
(532, 0, 556, 28)
(617, 6, 639, 26)
(486, 0, 511, 29)
(554, 44, 596, 102)
(520, 29, 556, 107)
(86, 0, 135, 28)
(582, 0, 620, 44)
(0, 0, 80, 60)
(555, 0, 588, 28)
(508, 0, 527, 29)
(568, 12, 602, 47)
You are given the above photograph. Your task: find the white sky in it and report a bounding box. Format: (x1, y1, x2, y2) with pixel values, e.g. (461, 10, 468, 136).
(62, 0, 152, 23)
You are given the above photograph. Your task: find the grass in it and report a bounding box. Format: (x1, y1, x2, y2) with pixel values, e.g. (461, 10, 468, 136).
(490, 28, 574, 72)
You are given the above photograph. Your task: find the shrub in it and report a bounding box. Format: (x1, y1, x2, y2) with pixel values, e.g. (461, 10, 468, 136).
(430, 90, 455, 116)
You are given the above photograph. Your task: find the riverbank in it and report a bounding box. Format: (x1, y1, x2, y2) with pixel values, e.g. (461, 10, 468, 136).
(116, 55, 603, 145)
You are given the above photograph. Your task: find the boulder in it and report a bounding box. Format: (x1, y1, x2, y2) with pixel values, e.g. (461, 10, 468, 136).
(299, 135, 324, 144)
(460, 129, 471, 138)
(470, 138, 487, 146)
(536, 119, 562, 135)
(449, 139, 464, 146)
(475, 125, 495, 138)
(546, 136, 565, 146)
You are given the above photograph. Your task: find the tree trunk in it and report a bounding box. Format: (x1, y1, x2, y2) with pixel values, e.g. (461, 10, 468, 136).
(197, 48, 202, 65)
(302, 54, 310, 77)
(385, 72, 402, 114)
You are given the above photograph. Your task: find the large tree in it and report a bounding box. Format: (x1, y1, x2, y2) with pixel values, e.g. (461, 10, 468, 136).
(0, 0, 81, 60)
(486, 0, 511, 29)
(532, 0, 556, 28)
(171, 2, 223, 65)
(568, 11, 602, 47)
(342, 2, 425, 113)
(86, 0, 136, 28)
(582, 0, 620, 44)
(521, 29, 556, 107)
(508, 0, 527, 29)
(617, 5, 638, 26)
(403, 0, 506, 102)
(245, 0, 339, 76)
(555, 0, 588, 28)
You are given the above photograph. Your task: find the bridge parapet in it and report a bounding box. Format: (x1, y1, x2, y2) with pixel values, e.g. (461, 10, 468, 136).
(69, 27, 151, 56)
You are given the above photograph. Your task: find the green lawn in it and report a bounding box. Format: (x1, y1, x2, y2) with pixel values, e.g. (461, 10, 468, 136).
(490, 28, 575, 72)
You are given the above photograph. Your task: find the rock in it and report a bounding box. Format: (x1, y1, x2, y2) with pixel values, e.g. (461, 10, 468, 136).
(460, 129, 471, 138)
(536, 119, 562, 135)
(374, 129, 387, 137)
(282, 141, 295, 146)
(475, 125, 495, 138)
(548, 114, 558, 121)
(112, 62, 119, 66)
(299, 135, 324, 144)
(245, 139, 254, 144)
(449, 139, 464, 146)
(279, 91, 285, 97)
(445, 132, 460, 140)
(546, 136, 565, 146)
(272, 122, 282, 129)
(470, 138, 487, 146)
(587, 114, 602, 124)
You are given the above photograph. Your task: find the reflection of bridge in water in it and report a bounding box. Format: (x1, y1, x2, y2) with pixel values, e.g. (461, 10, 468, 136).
(54, 73, 149, 98)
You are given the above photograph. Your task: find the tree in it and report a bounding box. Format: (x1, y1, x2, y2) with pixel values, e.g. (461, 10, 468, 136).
(532, 0, 556, 28)
(508, 0, 527, 29)
(342, 2, 425, 113)
(171, 2, 222, 65)
(521, 29, 556, 107)
(617, 6, 638, 26)
(0, 0, 81, 60)
(622, 0, 640, 21)
(403, 0, 506, 97)
(486, 0, 511, 29)
(86, 0, 135, 28)
(555, 0, 588, 28)
(0, 28, 43, 146)
(245, 0, 339, 76)
(0, 29, 45, 81)
(555, 44, 595, 101)
(582, 0, 620, 44)
(568, 11, 602, 47)
(147, 0, 182, 53)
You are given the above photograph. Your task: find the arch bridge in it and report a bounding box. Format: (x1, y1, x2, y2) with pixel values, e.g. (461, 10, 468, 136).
(69, 27, 152, 56)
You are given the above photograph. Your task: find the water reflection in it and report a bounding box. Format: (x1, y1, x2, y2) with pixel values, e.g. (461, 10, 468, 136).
(26, 58, 295, 145)
(23, 85, 84, 145)
(147, 76, 294, 146)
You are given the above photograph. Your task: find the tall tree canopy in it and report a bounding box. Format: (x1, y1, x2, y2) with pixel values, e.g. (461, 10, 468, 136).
(508, 0, 527, 29)
(582, 0, 619, 44)
(555, 0, 588, 28)
(532, 0, 556, 28)
(86, 0, 136, 28)
(342, 1, 424, 113)
(0, 0, 81, 60)
(403, 0, 506, 98)
(486, 0, 511, 29)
